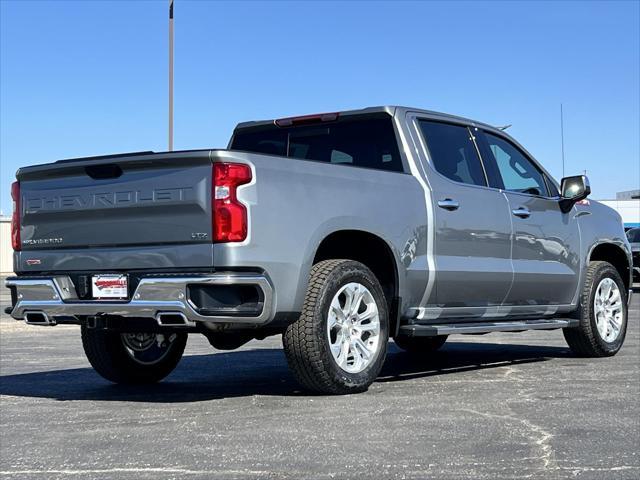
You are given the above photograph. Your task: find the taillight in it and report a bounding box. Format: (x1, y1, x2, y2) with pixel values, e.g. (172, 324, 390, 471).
(11, 181, 20, 251)
(213, 163, 252, 242)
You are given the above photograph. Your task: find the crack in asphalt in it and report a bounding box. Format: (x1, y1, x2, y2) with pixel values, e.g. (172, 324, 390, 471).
(460, 365, 558, 473)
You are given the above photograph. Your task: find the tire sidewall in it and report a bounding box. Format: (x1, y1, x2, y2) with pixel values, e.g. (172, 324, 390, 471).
(82, 327, 188, 384)
(315, 262, 389, 391)
(585, 264, 628, 354)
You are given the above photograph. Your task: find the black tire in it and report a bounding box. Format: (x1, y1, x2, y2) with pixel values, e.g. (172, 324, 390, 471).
(283, 259, 389, 394)
(563, 261, 628, 357)
(81, 327, 188, 384)
(394, 335, 448, 354)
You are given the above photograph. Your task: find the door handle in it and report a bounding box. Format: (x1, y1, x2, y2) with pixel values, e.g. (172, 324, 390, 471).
(438, 199, 460, 211)
(512, 207, 531, 218)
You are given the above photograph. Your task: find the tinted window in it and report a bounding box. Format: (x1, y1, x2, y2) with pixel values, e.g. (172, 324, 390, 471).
(231, 117, 403, 172)
(627, 228, 640, 243)
(545, 175, 560, 197)
(484, 132, 548, 196)
(418, 120, 486, 186)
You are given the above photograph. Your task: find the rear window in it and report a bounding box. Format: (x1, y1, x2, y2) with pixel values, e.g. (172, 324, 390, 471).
(230, 117, 404, 173)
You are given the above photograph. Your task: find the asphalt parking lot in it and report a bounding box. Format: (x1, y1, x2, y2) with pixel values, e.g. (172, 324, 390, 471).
(1, 283, 638, 480)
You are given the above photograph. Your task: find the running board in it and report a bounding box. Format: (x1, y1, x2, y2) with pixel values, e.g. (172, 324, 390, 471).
(399, 318, 579, 337)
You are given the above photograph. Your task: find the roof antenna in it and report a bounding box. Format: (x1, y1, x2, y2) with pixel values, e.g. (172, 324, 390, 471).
(560, 103, 566, 177)
(498, 124, 512, 131)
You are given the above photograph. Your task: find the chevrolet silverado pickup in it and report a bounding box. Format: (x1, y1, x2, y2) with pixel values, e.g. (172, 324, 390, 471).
(5, 106, 633, 394)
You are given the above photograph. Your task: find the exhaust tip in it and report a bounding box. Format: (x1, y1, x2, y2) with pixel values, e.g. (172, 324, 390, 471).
(24, 311, 56, 326)
(156, 312, 192, 327)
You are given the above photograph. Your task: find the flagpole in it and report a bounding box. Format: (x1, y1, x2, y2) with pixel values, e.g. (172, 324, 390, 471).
(168, 0, 174, 151)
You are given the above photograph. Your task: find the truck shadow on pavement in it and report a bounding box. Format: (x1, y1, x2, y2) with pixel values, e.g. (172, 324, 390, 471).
(0, 341, 576, 402)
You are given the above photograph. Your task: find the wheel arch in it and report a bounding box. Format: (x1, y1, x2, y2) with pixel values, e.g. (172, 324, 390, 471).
(588, 242, 632, 292)
(313, 229, 401, 335)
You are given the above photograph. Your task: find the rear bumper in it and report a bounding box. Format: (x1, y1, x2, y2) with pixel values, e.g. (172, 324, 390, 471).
(5, 273, 274, 326)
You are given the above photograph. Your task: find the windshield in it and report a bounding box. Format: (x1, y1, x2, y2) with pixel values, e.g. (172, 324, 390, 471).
(626, 228, 640, 243)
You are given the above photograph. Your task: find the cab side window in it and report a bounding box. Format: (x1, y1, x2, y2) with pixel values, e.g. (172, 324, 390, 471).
(483, 132, 548, 196)
(418, 120, 486, 187)
(544, 175, 560, 197)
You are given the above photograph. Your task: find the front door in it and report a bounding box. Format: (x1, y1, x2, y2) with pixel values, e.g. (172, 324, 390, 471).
(479, 130, 581, 308)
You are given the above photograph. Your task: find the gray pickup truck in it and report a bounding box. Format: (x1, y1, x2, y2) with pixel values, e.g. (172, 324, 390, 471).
(6, 106, 633, 394)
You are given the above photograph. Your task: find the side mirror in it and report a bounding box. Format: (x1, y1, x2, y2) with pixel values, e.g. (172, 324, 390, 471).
(559, 175, 591, 213)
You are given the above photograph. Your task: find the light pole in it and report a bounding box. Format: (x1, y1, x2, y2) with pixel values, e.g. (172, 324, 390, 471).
(168, 0, 174, 151)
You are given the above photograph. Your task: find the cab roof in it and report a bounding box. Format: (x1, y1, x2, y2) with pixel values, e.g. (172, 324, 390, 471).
(234, 105, 503, 135)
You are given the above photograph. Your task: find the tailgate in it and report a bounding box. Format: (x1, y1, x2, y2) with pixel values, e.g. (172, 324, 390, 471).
(18, 150, 213, 252)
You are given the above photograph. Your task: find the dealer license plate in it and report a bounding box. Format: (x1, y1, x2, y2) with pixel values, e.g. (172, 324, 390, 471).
(91, 274, 128, 300)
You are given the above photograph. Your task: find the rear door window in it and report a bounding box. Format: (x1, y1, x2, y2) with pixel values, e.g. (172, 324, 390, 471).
(418, 120, 487, 187)
(231, 116, 404, 173)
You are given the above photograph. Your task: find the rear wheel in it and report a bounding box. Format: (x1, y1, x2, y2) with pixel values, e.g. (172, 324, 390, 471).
(283, 260, 389, 394)
(563, 261, 628, 357)
(394, 335, 448, 354)
(81, 327, 187, 384)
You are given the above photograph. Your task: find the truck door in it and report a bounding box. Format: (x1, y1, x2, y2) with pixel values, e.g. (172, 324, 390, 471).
(416, 119, 513, 311)
(477, 130, 581, 310)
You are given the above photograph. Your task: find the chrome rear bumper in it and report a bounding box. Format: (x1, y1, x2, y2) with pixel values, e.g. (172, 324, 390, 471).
(5, 274, 274, 326)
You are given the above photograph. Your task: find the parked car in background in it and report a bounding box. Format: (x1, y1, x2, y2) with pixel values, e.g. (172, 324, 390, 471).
(5, 106, 634, 394)
(626, 227, 640, 285)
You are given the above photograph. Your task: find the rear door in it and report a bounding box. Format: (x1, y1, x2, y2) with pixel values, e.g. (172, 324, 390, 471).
(416, 119, 513, 312)
(477, 130, 581, 308)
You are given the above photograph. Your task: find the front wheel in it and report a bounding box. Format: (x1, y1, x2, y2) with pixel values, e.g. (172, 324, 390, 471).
(81, 327, 188, 384)
(563, 261, 628, 357)
(283, 260, 389, 394)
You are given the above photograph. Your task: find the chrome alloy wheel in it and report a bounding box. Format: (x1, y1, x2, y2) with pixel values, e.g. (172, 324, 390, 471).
(121, 332, 177, 365)
(593, 277, 623, 343)
(327, 282, 381, 374)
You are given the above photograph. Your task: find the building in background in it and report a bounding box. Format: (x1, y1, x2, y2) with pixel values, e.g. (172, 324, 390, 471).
(616, 189, 640, 200)
(0, 216, 12, 274)
(598, 190, 640, 230)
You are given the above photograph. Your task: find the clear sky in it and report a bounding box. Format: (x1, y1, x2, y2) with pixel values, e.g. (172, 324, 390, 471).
(1, 0, 639, 214)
